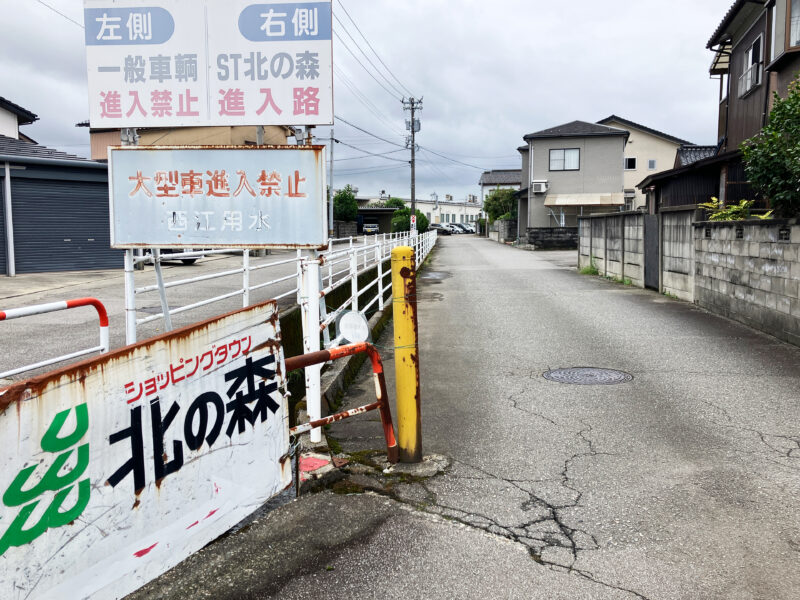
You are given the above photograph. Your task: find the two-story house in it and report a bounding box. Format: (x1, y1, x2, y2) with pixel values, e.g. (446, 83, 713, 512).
(640, 0, 800, 210)
(478, 169, 522, 205)
(517, 120, 628, 244)
(596, 115, 693, 210)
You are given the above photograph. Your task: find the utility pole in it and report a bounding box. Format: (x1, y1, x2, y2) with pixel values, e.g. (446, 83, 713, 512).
(328, 128, 334, 238)
(403, 97, 422, 225)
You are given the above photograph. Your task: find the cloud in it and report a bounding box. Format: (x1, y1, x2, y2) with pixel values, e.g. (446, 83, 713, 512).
(1, 0, 735, 198)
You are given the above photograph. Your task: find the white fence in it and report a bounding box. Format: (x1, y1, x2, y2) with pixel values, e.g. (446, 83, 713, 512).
(124, 230, 438, 442)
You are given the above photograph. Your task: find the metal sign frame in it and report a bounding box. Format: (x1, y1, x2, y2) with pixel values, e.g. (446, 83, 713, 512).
(108, 145, 329, 250)
(83, 0, 334, 128)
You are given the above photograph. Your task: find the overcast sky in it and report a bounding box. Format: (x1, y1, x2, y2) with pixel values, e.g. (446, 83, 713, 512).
(2, 0, 734, 201)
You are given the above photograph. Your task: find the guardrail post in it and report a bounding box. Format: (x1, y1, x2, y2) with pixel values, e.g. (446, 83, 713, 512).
(124, 249, 137, 344)
(242, 250, 250, 307)
(350, 249, 359, 312)
(391, 246, 422, 463)
(152, 249, 173, 332)
(315, 250, 331, 349)
(300, 257, 323, 443)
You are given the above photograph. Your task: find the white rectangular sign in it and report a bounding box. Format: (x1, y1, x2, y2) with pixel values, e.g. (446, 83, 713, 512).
(109, 145, 328, 249)
(84, 0, 333, 127)
(0, 301, 290, 600)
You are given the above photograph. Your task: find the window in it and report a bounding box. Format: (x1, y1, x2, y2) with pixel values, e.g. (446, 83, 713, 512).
(624, 157, 637, 170)
(648, 159, 657, 170)
(426, 212, 431, 220)
(738, 35, 763, 97)
(793, 0, 800, 47)
(549, 148, 580, 171)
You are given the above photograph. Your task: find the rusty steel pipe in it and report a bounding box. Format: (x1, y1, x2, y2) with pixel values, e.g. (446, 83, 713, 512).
(286, 342, 398, 463)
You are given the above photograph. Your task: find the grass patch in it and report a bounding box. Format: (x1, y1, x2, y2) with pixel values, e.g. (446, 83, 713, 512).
(579, 263, 599, 275)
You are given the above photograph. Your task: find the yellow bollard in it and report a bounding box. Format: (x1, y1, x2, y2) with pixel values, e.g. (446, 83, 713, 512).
(391, 246, 422, 463)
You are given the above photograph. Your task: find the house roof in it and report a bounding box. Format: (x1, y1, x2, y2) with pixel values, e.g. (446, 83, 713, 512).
(0, 97, 38, 126)
(479, 169, 521, 186)
(637, 149, 740, 189)
(596, 115, 693, 146)
(517, 145, 528, 152)
(0, 134, 93, 162)
(675, 145, 719, 167)
(524, 120, 629, 141)
(707, 0, 768, 48)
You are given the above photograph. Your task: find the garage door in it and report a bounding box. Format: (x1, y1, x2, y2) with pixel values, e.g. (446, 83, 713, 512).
(0, 174, 6, 276)
(12, 178, 123, 273)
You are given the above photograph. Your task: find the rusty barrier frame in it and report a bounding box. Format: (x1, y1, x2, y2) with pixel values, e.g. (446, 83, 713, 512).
(286, 342, 398, 464)
(0, 297, 110, 379)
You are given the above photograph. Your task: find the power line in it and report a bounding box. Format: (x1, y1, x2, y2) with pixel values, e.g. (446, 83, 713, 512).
(335, 148, 407, 162)
(332, 12, 406, 99)
(418, 147, 486, 170)
(35, 0, 84, 28)
(333, 28, 402, 101)
(336, 164, 408, 176)
(334, 139, 410, 162)
(334, 66, 405, 136)
(335, 0, 415, 98)
(335, 115, 406, 148)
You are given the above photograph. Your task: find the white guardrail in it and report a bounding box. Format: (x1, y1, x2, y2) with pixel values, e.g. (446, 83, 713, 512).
(123, 230, 437, 442)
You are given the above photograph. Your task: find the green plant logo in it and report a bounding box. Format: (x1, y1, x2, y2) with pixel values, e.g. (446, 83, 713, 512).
(0, 404, 90, 556)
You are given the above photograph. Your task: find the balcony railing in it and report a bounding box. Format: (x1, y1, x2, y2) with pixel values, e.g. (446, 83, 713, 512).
(738, 63, 762, 98)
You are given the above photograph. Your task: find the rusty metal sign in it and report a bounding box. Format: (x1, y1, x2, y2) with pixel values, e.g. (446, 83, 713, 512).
(84, 0, 333, 127)
(0, 300, 290, 599)
(109, 145, 328, 249)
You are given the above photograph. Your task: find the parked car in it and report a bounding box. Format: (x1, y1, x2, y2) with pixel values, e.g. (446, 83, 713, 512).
(362, 223, 380, 234)
(442, 224, 461, 234)
(450, 223, 470, 233)
(429, 223, 452, 235)
(161, 248, 205, 265)
(462, 223, 476, 233)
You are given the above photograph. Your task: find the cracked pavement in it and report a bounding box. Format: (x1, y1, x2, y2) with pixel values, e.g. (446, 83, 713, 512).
(128, 236, 800, 599)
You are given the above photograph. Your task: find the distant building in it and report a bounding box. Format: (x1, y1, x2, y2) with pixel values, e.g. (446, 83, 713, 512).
(359, 193, 482, 227)
(478, 169, 521, 204)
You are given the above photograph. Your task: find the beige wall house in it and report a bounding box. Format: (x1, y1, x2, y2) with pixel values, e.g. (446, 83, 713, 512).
(78, 123, 294, 161)
(596, 115, 692, 209)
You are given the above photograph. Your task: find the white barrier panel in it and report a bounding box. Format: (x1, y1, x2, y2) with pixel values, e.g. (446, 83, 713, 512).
(0, 300, 290, 599)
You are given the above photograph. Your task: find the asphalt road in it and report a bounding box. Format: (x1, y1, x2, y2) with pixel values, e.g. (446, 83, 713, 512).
(128, 235, 800, 599)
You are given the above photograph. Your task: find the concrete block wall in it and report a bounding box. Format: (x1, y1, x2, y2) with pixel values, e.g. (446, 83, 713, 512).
(694, 219, 800, 347)
(578, 220, 592, 269)
(527, 227, 579, 250)
(623, 214, 644, 287)
(492, 219, 517, 243)
(662, 212, 694, 301)
(605, 216, 623, 279)
(333, 220, 357, 238)
(578, 213, 644, 287)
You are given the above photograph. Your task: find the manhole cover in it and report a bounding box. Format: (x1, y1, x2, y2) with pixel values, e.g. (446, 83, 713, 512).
(543, 367, 633, 385)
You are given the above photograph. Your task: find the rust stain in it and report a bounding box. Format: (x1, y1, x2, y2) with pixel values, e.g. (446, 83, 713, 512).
(132, 498, 140, 510)
(0, 299, 279, 411)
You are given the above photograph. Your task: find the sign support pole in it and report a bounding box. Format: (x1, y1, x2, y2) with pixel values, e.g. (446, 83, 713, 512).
(124, 249, 137, 344)
(152, 248, 173, 331)
(300, 257, 323, 443)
